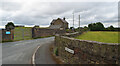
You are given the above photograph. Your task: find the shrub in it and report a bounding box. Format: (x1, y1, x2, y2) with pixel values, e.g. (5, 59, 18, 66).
(54, 47, 58, 56)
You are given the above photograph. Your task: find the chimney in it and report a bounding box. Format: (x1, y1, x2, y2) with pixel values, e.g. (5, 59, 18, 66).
(63, 17, 65, 20)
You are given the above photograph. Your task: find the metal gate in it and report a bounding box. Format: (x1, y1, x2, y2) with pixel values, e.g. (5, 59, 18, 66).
(14, 27, 32, 41)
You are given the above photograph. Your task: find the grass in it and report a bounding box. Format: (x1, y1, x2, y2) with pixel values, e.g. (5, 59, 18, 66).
(14, 27, 32, 41)
(75, 31, 119, 43)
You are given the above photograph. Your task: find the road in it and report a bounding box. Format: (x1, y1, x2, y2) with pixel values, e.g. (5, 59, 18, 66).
(35, 41, 56, 64)
(2, 37, 55, 64)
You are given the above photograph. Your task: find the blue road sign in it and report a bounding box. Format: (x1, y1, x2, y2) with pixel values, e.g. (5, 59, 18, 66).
(6, 31, 11, 34)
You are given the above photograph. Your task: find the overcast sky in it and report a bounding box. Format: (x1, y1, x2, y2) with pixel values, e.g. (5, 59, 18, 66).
(0, 0, 119, 28)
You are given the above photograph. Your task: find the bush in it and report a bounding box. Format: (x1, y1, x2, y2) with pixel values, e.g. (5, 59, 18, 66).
(70, 27, 74, 30)
(88, 22, 105, 31)
(54, 47, 58, 56)
(5, 22, 15, 30)
(107, 25, 115, 31)
(66, 29, 69, 32)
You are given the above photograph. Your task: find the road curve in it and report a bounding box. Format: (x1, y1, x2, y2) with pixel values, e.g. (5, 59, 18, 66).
(35, 42, 56, 64)
(2, 37, 55, 64)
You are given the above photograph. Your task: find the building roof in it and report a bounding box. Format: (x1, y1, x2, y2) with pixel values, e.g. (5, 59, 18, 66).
(51, 19, 56, 23)
(51, 18, 68, 24)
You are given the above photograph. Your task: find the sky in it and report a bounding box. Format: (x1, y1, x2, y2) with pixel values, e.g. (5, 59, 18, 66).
(0, 0, 119, 28)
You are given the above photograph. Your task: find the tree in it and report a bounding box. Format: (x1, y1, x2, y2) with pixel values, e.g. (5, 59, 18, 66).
(88, 22, 105, 31)
(5, 22, 15, 30)
(84, 26, 88, 28)
(70, 27, 74, 30)
(96, 22, 105, 31)
(88, 23, 92, 30)
(107, 25, 114, 31)
(77, 27, 81, 29)
(88, 23, 96, 31)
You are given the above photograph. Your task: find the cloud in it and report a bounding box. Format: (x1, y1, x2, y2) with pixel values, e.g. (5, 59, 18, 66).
(0, 1, 118, 28)
(1, 2, 22, 11)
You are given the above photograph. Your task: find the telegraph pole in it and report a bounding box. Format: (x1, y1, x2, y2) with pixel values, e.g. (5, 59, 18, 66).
(79, 15, 80, 28)
(73, 12, 74, 28)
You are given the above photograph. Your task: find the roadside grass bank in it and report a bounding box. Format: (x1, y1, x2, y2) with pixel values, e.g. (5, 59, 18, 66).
(75, 31, 119, 43)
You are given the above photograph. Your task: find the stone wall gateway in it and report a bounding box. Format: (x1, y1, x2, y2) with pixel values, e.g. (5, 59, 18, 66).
(1, 27, 66, 42)
(2, 29, 14, 42)
(55, 33, 119, 64)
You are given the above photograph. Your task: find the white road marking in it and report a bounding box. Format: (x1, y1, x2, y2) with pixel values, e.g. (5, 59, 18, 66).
(32, 44, 42, 66)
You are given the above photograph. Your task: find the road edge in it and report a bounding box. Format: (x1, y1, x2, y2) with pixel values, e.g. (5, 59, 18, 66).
(31, 45, 41, 66)
(49, 43, 65, 64)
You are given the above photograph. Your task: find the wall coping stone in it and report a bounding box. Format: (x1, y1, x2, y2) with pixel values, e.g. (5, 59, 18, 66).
(56, 34, 119, 46)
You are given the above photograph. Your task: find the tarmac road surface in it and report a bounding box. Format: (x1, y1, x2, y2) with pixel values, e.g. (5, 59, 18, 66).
(2, 37, 55, 64)
(35, 41, 56, 64)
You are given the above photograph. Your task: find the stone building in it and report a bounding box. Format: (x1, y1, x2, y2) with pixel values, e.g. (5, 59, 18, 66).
(49, 17, 68, 30)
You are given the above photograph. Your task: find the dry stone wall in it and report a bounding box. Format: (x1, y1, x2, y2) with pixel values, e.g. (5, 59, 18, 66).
(32, 27, 66, 38)
(32, 27, 55, 38)
(55, 33, 119, 64)
(1, 27, 66, 42)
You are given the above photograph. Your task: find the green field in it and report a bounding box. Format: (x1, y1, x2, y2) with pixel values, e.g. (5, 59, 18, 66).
(14, 27, 32, 41)
(75, 31, 119, 43)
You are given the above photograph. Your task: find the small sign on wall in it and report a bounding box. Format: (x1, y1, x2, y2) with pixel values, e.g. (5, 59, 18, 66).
(6, 31, 11, 34)
(65, 47, 74, 54)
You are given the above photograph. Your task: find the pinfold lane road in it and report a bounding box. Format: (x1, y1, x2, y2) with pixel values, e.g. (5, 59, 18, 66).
(2, 37, 56, 64)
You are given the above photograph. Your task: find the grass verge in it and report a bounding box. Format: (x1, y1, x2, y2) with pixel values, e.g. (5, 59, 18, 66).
(75, 31, 119, 43)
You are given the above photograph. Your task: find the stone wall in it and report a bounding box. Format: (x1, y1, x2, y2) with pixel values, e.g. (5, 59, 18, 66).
(32, 27, 66, 38)
(55, 33, 119, 64)
(32, 28, 55, 38)
(1, 27, 66, 42)
(2, 29, 14, 42)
